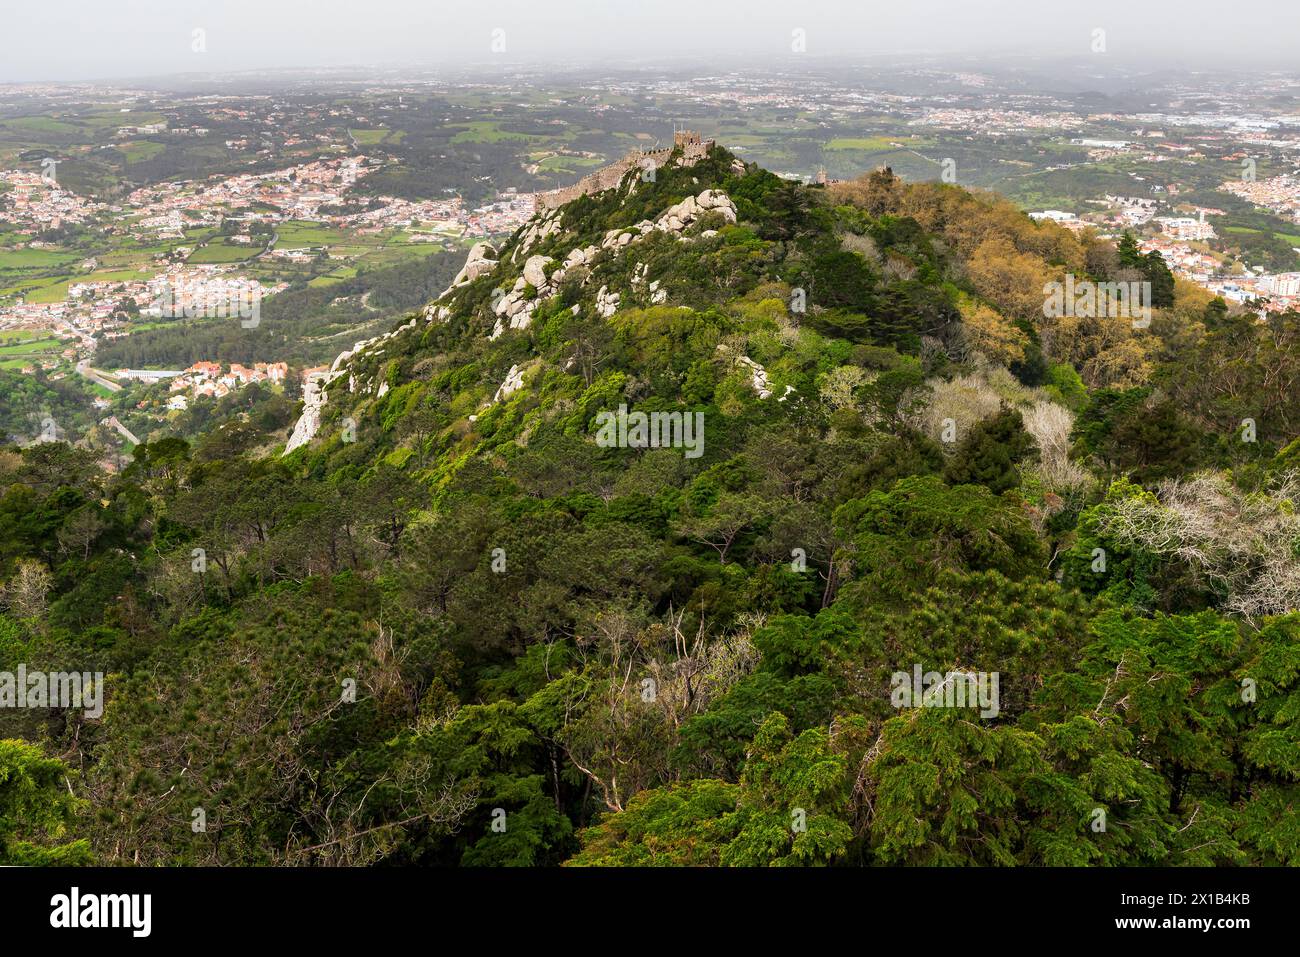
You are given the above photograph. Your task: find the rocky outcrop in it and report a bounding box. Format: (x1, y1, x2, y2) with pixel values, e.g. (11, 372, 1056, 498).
(492, 364, 526, 403)
(591, 190, 736, 253)
(563, 245, 599, 269)
(285, 185, 739, 455)
(522, 255, 552, 288)
(596, 285, 620, 318)
(602, 226, 642, 250)
(512, 210, 564, 262)
(284, 369, 338, 454)
(493, 189, 735, 335)
(630, 263, 667, 304)
(491, 273, 549, 339)
(282, 316, 418, 455)
(736, 355, 773, 399)
(653, 189, 737, 233)
(717, 345, 774, 400)
(438, 241, 497, 300)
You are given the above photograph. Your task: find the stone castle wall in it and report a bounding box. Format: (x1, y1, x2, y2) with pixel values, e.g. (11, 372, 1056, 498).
(536, 131, 713, 212)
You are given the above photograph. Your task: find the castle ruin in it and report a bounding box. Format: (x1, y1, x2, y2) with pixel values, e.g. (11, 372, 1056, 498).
(536, 130, 714, 212)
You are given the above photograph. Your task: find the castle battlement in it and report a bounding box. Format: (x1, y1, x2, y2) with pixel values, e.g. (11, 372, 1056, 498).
(536, 131, 714, 212)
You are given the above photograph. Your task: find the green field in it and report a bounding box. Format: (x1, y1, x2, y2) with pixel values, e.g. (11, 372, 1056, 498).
(0, 335, 63, 356)
(2, 116, 83, 136)
(349, 128, 404, 145)
(449, 121, 542, 144)
(84, 109, 165, 129)
(1224, 225, 1300, 246)
(0, 247, 80, 269)
(0, 109, 165, 142)
(0, 325, 74, 368)
(536, 154, 605, 174)
(0, 329, 53, 342)
(116, 140, 167, 163)
(275, 221, 351, 246)
(308, 268, 358, 287)
(824, 136, 935, 151)
(186, 240, 256, 265)
(18, 267, 151, 304)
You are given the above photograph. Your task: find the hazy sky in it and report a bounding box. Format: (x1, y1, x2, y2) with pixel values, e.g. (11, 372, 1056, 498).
(4, 0, 1298, 83)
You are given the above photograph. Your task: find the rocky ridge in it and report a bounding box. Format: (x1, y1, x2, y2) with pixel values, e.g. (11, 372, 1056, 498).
(283, 182, 741, 455)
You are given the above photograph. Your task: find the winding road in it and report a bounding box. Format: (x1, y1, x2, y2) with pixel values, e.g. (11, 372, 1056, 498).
(75, 359, 122, 392)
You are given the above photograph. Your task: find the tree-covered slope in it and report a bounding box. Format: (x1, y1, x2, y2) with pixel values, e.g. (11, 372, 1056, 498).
(3, 145, 1300, 867)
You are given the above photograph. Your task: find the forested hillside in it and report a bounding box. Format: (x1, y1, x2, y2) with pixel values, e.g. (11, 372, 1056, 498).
(3, 145, 1299, 867)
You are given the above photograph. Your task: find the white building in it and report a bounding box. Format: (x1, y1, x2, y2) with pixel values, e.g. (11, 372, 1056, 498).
(1262, 273, 1300, 297)
(114, 369, 184, 383)
(1030, 210, 1078, 223)
(1157, 212, 1216, 241)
